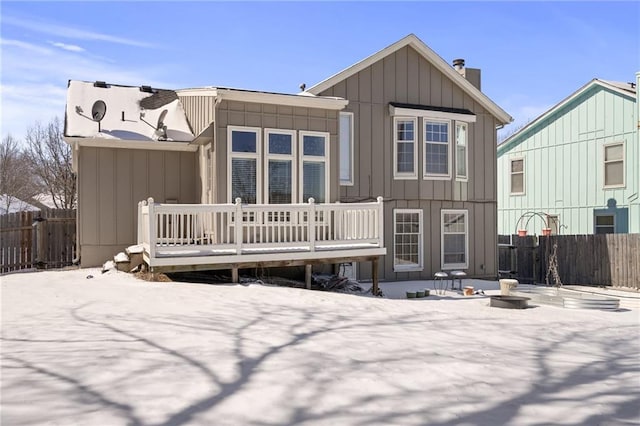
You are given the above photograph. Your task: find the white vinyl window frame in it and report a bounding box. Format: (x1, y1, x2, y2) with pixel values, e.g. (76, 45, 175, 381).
(227, 126, 262, 204)
(455, 122, 468, 181)
(441, 209, 469, 270)
(393, 116, 418, 179)
(339, 112, 354, 186)
(393, 209, 423, 272)
(299, 130, 330, 203)
(423, 118, 452, 180)
(510, 157, 525, 195)
(264, 128, 297, 204)
(603, 141, 625, 189)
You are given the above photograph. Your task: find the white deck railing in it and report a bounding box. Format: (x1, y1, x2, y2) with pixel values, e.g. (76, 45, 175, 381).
(138, 197, 384, 262)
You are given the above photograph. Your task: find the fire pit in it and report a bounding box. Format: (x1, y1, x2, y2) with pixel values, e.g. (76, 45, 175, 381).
(490, 295, 530, 309)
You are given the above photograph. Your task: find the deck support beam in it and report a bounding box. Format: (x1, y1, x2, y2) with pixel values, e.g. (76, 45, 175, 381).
(305, 264, 312, 289)
(232, 267, 239, 284)
(372, 257, 379, 296)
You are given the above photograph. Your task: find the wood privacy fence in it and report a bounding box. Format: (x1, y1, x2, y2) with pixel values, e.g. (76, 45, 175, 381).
(499, 234, 640, 289)
(1, 209, 76, 274)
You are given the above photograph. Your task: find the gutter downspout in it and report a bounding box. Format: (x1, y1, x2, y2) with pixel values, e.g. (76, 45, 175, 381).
(71, 141, 81, 265)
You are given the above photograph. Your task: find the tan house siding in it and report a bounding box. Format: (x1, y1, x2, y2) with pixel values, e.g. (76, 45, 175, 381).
(212, 100, 340, 204)
(77, 146, 198, 266)
(318, 45, 499, 280)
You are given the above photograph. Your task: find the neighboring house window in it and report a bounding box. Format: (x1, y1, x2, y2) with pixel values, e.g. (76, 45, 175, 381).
(594, 214, 615, 234)
(441, 209, 468, 269)
(228, 126, 261, 204)
(300, 131, 329, 203)
(424, 120, 451, 179)
(393, 117, 417, 179)
(455, 122, 468, 181)
(265, 129, 296, 204)
(393, 209, 423, 271)
(603, 142, 624, 188)
(510, 158, 525, 195)
(339, 112, 354, 185)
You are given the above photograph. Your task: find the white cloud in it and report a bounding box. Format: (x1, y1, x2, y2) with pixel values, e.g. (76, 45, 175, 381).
(3, 15, 155, 48)
(0, 38, 54, 55)
(49, 41, 85, 52)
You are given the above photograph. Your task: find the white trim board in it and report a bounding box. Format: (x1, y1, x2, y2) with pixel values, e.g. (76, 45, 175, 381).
(389, 105, 477, 123)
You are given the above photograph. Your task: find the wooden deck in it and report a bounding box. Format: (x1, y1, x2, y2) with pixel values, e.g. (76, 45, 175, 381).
(138, 197, 386, 292)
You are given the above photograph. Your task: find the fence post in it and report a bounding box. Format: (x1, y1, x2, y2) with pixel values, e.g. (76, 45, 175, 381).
(34, 216, 48, 269)
(377, 196, 384, 247)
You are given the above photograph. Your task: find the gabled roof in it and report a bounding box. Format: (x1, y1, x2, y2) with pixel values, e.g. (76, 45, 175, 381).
(306, 33, 512, 126)
(498, 78, 637, 155)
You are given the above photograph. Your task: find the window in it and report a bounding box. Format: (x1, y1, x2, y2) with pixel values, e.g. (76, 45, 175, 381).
(441, 210, 468, 269)
(510, 158, 524, 195)
(339, 112, 354, 185)
(594, 214, 615, 234)
(393, 117, 417, 179)
(603, 142, 624, 188)
(424, 120, 451, 179)
(300, 131, 329, 203)
(265, 129, 296, 204)
(228, 126, 261, 203)
(394, 209, 423, 271)
(455, 123, 468, 180)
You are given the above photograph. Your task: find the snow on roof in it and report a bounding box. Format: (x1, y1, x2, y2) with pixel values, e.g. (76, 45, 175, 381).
(0, 195, 41, 214)
(65, 81, 194, 142)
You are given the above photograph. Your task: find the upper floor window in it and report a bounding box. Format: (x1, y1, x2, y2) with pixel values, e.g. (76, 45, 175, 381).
(424, 120, 451, 179)
(510, 158, 524, 195)
(228, 126, 261, 204)
(603, 142, 624, 188)
(265, 129, 296, 204)
(339, 112, 354, 186)
(300, 131, 329, 203)
(455, 122, 468, 181)
(393, 117, 417, 179)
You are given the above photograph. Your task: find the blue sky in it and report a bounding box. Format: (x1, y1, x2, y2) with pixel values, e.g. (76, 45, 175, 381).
(1, 1, 638, 141)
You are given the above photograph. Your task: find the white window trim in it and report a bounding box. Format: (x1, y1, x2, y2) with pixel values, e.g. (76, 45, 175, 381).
(264, 128, 297, 204)
(339, 112, 354, 186)
(441, 209, 469, 270)
(299, 130, 330, 203)
(455, 122, 468, 182)
(393, 116, 418, 179)
(603, 141, 625, 189)
(510, 157, 525, 195)
(423, 118, 452, 180)
(393, 209, 424, 272)
(227, 126, 262, 204)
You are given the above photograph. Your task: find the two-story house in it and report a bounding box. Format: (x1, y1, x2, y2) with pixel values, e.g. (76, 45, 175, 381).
(64, 34, 512, 285)
(497, 76, 639, 236)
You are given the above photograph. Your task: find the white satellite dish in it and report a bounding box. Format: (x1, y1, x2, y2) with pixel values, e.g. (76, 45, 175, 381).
(91, 100, 107, 132)
(156, 109, 168, 130)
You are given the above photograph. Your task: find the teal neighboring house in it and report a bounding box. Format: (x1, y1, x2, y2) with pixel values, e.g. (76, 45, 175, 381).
(497, 74, 639, 235)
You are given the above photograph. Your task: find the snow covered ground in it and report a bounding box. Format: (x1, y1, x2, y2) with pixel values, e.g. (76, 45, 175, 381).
(1, 268, 639, 426)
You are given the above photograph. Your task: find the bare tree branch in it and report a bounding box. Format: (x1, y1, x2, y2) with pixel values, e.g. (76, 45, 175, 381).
(0, 134, 42, 213)
(24, 117, 76, 209)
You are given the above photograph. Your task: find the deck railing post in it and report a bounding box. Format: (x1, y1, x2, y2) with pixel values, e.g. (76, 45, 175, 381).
(308, 198, 316, 252)
(137, 200, 143, 244)
(147, 198, 156, 260)
(235, 198, 243, 254)
(377, 196, 384, 248)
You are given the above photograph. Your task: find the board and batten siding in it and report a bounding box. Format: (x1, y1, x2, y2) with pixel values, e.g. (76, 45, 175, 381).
(77, 146, 198, 267)
(317, 45, 500, 280)
(497, 84, 638, 235)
